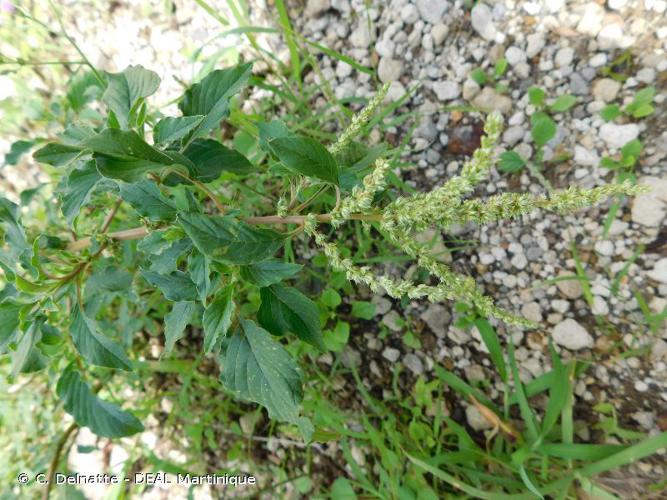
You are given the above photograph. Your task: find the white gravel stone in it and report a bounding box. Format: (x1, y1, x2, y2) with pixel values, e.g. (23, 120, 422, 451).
(431, 23, 449, 45)
(592, 78, 621, 102)
(574, 145, 599, 166)
(382, 347, 400, 362)
(350, 19, 372, 47)
(598, 23, 625, 50)
(503, 126, 524, 146)
(433, 80, 460, 101)
(589, 53, 608, 67)
(471, 86, 512, 113)
(382, 310, 403, 331)
(400, 4, 419, 24)
(576, 3, 605, 37)
(599, 123, 640, 149)
(521, 302, 543, 323)
(378, 57, 403, 83)
(555, 47, 574, 67)
(636, 67, 656, 84)
(595, 240, 614, 257)
(556, 272, 583, 299)
(466, 405, 493, 431)
(609, 0, 629, 9)
(592, 296, 610, 315)
(526, 33, 545, 57)
(552, 319, 594, 350)
(647, 258, 667, 284)
(470, 3, 496, 41)
(305, 0, 330, 18)
(632, 176, 667, 227)
(462, 79, 481, 100)
(416, 0, 448, 24)
(505, 46, 525, 66)
(421, 303, 449, 337)
(403, 353, 424, 374)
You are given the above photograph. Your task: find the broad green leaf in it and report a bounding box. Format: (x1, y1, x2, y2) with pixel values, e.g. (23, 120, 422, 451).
(320, 288, 341, 308)
(102, 65, 160, 129)
(153, 115, 204, 144)
(202, 286, 234, 353)
(257, 119, 290, 152)
(119, 180, 176, 221)
(179, 63, 253, 138)
(187, 250, 211, 302)
(258, 284, 325, 350)
(164, 301, 196, 355)
(70, 305, 133, 370)
(330, 478, 357, 500)
(625, 87, 656, 118)
(86, 264, 133, 295)
(178, 213, 284, 265)
(530, 111, 557, 146)
(33, 143, 82, 166)
(11, 321, 44, 376)
(528, 87, 546, 106)
(4, 140, 34, 166)
(494, 58, 508, 78)
(239, 260, 302, 287)
(599, 104, 621, 122)
(60, 160, 101, 226)
(270, 137, 339, 184)
(0, 197, 28, 258)
(549, 95, 576, 112)
(57, 367, 144, 438)
(351, 301, 375, 320)
(470, 68, 487, 86)
(82, 129, 180, 182)
(219, 319, 307, 426)
(498, 150, 526, 173)
(66, 71, 104, 112)
(0, 300, 23, 352)
(620, 139, 642, 165)
(140, 270, 198, 301)
(146, 238, 192, 275)
(183, 139, 255, 181)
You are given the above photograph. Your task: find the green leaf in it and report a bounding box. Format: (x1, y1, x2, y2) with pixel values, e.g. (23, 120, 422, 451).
(239, 260, 302, 287)
(102, 65, 160, 129)
(33, 143, 82, 166)
(178, 212, 284, 265)
(498, 150, 526, 173)
(528, 87, 546, 107)
(183, 138, 255, 181)
(60, 160, 101, 226)
(625, 87, 656, 118)
(473, 317, 507, 383)
(257, 119, 290, 152)
(164, 301, 196, 355)
(494, 58, 508, 78)
(66, 71, 103, 112)
(70, 305, 133, 370)
(11, 321, 45, 376)
(323, 321, 349, 352)
(258, 284, 325, 350)
(179, 63, 253, 138)
(0, 300, 23, 352)
(4, 140, 34, 166)
(549, 95, 576, 113)
(86, 264, 133, 295)
(319, 288, 341, 309)
(530, 111, 557, 146)
(202, 286, 234, 353)
(270, 137, 339, 184)
(140, 270, 198, 301)
(351, 301, 375, 320)
(330, 478, 357, 500)
(599, 104, 621, 122)
(620, 139, 642, 165)
(57, 367, 144, 438)
(153, 115, 204, 144)
(119, 180, 177, 222)
(219, 319, 307, 426)
(470, 68, 487, 86)
(187, 250, 211, 302)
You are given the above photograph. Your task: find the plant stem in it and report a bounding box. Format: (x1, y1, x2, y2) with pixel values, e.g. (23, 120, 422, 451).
(66, 213, 383, 252)
(43, 422, 78, 500)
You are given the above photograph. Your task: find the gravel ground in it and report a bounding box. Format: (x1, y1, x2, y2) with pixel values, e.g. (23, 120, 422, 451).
(292, 0, 667, 486)
(2, 0, 667, 495)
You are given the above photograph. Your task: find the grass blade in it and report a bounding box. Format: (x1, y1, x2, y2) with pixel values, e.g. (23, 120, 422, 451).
(274, 0, 301, 87)
(507, 342, 539, 441)
(579, 432, 667, 477)
(474, 317, 507, 382)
